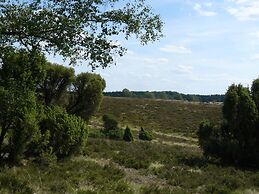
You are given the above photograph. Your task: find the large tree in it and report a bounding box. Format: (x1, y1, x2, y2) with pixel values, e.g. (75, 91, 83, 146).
(0, 0, 163, 69)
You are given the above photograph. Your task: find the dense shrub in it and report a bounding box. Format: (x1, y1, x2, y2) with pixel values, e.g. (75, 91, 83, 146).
(101, 114, 124, 140)
(102, 114, 119, 131)
(198, 81, 259, 167)
(197, 121, 221, 158)
(0, 88, 39, 163)
(139, 127, 153, 141)
(123, 126, 134, 142)
(37, 106, 88, 159)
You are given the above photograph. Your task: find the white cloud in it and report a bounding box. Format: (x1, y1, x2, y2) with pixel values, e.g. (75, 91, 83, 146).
(249, 31, 259, 38)
(160, 45, 192, 54)
(142, 57, 169, 65)
(175, 64, 193, 74)
(126, 50, 134, 55)
(251, 53, 259, 60)
(193, 3, 217, 17)
(226, 1, 259, 20)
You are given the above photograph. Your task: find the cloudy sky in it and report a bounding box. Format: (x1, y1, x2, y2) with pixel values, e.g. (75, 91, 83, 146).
(54, 0, 259, 94)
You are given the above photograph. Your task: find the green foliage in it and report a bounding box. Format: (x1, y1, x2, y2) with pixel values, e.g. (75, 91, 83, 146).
(37, 63, 75, 106)
(123, 126, 134, 142)
(0, 0, 163, 68)
(38, 106, 88, 159)
(102, 115, 119, 132)
(252, 78, 259, 110)
(104, 91, 224, 102)
(139, 127, 153, 141)
(0, 48, 47, 163)
(198, 83, 259, 167)
(101, 114, 124, 140)
(0, 47, 47, 90)
(68, 73, 106, 121)
(0, 87, 38, 163)
(197, 121, 221, 158)
(122, 88, 133, 97)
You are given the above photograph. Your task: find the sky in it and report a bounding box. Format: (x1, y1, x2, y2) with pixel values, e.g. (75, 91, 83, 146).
(51, 0, 259, 95)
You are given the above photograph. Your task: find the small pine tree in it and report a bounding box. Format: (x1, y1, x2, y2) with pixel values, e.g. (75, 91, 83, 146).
(139, 127, 153, 141)
(123, 126, 134, 142)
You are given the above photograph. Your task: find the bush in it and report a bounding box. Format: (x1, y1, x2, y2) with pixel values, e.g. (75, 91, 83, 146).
(198, 83, 259, 167)
(197, 120, 221, 158)
(101, 114, 123, 140)
(102, 114, 118, 132)
(139, 127, 153, 141)
(106, 128, 124, 140)
(0, 87, 39, 164)
(37, 106, 88, 159)
(123, 126, 134, 142)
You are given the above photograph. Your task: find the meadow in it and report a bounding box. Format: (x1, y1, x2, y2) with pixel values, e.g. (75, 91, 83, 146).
(1, 97, 259, 194)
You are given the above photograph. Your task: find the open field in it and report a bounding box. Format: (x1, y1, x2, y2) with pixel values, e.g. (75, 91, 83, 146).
(1, 97, 259, 194)
(96, 97, 223, 135)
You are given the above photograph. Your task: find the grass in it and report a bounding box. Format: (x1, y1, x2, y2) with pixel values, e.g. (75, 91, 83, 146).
(1, 97, 259, 194)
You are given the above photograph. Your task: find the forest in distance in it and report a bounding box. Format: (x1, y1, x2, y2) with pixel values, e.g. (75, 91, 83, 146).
(104, 90, 225, 102)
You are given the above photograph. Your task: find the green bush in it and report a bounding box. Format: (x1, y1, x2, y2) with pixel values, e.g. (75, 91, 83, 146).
(123, 126, 134, 142)
(38, 106, 88, 159)
(139, 127, 153, 141)
(102, 114, 118, 132)
(197, 120, 221, 158)
(198, 82, 259, 167)
(101, 114, 123, 140)
(0, 87, 39, 164)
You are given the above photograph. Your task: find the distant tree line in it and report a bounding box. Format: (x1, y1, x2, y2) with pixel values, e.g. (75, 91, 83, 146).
(104, 89, 225, 103)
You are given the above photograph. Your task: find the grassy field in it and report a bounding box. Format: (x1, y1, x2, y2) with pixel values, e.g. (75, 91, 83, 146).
(1, 97, 259, 194)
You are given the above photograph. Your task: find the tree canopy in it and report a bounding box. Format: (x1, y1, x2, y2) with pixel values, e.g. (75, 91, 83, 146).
(0, 0, 163, 69)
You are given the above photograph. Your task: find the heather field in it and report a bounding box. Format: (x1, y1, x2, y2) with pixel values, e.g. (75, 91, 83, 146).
(1, 97, 259, 194)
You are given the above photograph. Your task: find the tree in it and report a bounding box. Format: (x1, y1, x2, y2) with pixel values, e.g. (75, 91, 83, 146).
(252, 78, 259, 110)
(37, 63, 75, 106)
(157, 92, 168, 100)
(0, 0, 163, 68)
(198, 83, 259, 167)
(67, 73, 106, 120)
(123, 126, 134, 142)
(0, 49, 45, 163)
(122, 88, 132, 97)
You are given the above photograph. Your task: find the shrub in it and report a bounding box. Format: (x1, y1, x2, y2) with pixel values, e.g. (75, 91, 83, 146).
(123, 126, 134, 142)
(102, 114, 118, 132)
(139, 127, 153, 141)
(101, 114, 123, 140)
(197, 120, 221, 158)
(38, 106, 88, 159)
(198, 83, 259, 167)
(106, 128, 124, 140)
(0, 87, 39, 164)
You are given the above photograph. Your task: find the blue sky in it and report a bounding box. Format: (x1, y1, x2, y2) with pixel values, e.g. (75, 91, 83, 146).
(52, 0, 259, 94)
